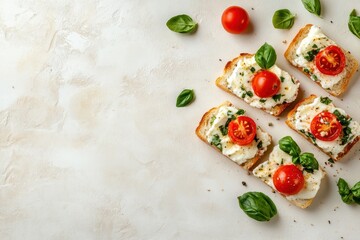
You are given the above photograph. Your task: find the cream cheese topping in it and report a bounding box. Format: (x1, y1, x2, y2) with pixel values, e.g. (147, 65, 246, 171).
(292, 25, 347, 89)
(206, 106, 271, 165)
(294, 97, 360, 158)
(226, 55, 299, 114)
(253, 145, 325, 201)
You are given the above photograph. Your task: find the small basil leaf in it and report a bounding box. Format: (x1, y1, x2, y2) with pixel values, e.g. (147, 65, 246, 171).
(176, 89, 195, 107)
(351, 181, 360, 198)
(320, 96, 332, 105)
(299, 152, 319, 173)
(337, 178, 350, 196)
(238, 192, 277, 222)
(342, 193, 355, 204)
(348, 9, 360, 39)
(301, 0, 321, 17)
(255, 43, 277, 69)
(354, 197, 360, 205)
(279, 136, 301, 159)
(166, 14, 198, 33)
(272, 9, 295, 29)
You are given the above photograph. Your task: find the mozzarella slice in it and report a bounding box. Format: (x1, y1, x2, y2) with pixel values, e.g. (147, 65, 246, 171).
(294, 97, 360, 158)
(205, 106, 271, 165)
(253, 145, 325, 201)
(291, 25, 347, 89)
(226, 55, 299, 114)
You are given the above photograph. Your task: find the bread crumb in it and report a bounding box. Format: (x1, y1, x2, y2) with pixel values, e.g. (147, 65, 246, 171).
(282, 40, 287, 44)
(242, 181, 247, 187)
(268, 122, 274, 127)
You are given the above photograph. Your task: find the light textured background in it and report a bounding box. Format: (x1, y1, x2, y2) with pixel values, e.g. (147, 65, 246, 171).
(0, 0, 359, 239)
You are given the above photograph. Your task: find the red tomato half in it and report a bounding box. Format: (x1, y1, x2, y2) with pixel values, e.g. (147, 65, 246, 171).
(251, 70, 281, 98)
(310, 111, 342, 141)
(228, 116, 256, 146)
(221, 6, 249, 34)
(273, 164, 305, 195)
(315, 45, 346, 76)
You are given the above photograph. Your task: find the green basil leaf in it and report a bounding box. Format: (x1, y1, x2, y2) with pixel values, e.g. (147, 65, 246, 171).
(341, 193, 355, 204)
(320, 96, 332, 105)
(351, 181, 360, 198)
(166, 14, 198, 33)
(301, 0, 321, 16)
(348, 9, 360, 39)
(279, 136, 301, 159)
(337, 178, 350, 196)
(255, 43, 277, 69)
(354, 197, 360, 205)
(176, 89, 195, 107)
(238, 192, 277, 222)
(299, 152, 319, 173)
(272, 9, 295, 29)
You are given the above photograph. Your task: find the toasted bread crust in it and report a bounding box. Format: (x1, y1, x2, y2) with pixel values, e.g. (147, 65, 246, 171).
(195, 101, 271, 170)
(215, 54, 296, 116)
(286, 95, 360, 161)
(284, 24, 359, 96)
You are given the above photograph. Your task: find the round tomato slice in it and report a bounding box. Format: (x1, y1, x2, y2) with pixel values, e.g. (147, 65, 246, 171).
(315, 45, 346, 76)
(310, 111, 342, 141)
(273, 164, 305, 195)
(228, 116, 256, 146)
(221, 6, 249, 34)
(251, 70, 281, 98)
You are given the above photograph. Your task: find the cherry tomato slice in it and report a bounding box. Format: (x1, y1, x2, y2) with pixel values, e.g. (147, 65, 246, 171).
(315, 45, 346, 76)
(273, 164, 305, 195)
(228, 116, 256, 146)
(310, 111, 342, 141)
(221, 6, 249, 34)
(251, 70, 281, 98)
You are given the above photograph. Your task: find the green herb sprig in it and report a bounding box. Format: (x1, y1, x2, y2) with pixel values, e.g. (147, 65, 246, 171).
(301, 0, 321, 17)
(255, 43, 277, 69)
(337, 178, 360, 205)
(272, 9, 295, 29)
(238, 192, 277, 221)
(279, 136, 319, 173)
(349, 9, 360, 39)
(166, 14, 198, 33)
(176, 89, 195, 107)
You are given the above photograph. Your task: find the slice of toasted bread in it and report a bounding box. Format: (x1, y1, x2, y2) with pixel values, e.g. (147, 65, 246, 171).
(195, 101, 272, 170)
(253, 145, 326, 209)
(286, 95, 360, 161)
(284, 24, 359, 96)
(215, 53, 300, 116)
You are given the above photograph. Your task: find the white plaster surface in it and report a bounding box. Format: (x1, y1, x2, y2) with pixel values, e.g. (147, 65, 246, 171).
(0, 0, 359, 239)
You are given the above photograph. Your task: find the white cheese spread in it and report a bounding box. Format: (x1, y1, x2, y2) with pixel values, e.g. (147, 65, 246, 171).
(226, 55, 299, 115)
(206, 106, 271, 165)
(294, 97, 360, 158)
(291, 25, 347, 89)
(253, 145, 325, 201)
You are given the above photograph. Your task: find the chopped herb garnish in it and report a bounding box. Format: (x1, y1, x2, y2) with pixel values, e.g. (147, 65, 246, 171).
(320, 96, 332, 105)
(246, 91, 254, 97)
(210, 115, 216, 125)
(312, 44, 318, 48)
(333, 110, 352, 145)
(257, 141, 263, 149)
(236, 109, 245, 115)
(311, 74, 318, 81)
(291, 78, 295, 84)
(211, 134, 222, 151)
(250, 67, 256, 73)
(219, 125, 227, 136)
(303, 68, 310, 74)
(272, 94, 282, 102)
(280, 76, 285, 82)
(260, 99, 267, 103)
(300, 129, 317, 144)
